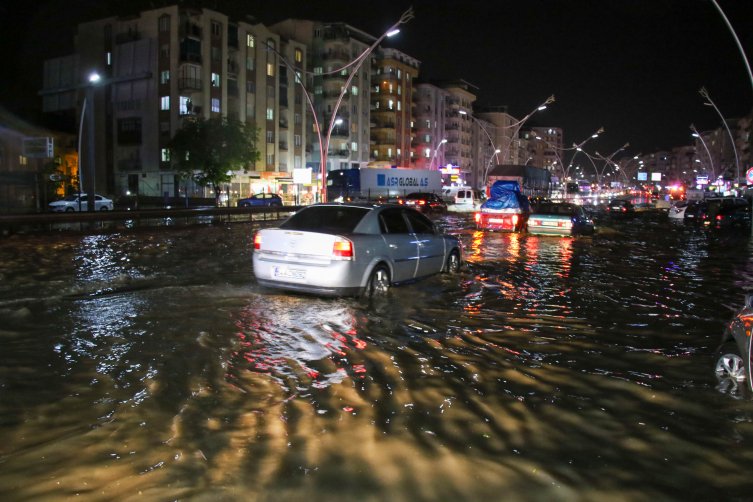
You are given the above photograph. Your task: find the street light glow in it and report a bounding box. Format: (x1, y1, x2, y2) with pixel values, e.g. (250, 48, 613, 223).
(386, 29, 400, 37)
(88, 72, 101, 83)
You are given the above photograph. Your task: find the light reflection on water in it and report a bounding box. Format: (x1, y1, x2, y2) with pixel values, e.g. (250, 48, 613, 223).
(1, 215, 753, 500)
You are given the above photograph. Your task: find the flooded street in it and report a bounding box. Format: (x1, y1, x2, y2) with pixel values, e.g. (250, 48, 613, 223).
(1, 212, 752, 501)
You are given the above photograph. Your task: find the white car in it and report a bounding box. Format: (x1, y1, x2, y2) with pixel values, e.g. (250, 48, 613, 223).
(253, 203, 462, 297)
(49, 194, 114, 212)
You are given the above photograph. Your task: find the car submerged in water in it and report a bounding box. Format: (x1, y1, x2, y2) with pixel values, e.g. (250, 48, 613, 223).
(714, 292, 753, 398)
(252, 203, 462, 297)
(527, 202, 595, 236)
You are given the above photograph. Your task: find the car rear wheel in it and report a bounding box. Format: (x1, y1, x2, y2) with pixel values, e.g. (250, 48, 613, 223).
(444, 250, 460, 273)
(65, 207, 75, 212)
(364, 265, 390, 297)
(714, 341, 749, 398)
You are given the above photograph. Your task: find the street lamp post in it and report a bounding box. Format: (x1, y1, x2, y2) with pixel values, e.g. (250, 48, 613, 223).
(428, 138, 447, 170)
(78, 72, 101, 212)
(690, 123, 716, 181)
(593, 142, 629, 191)
(699, 86, 740, 184)
(458, 109, 498, 188)
(265, 8, 413, 202)
(499, 94, 555, 164)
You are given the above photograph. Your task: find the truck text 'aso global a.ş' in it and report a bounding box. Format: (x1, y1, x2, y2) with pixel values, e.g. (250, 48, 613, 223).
(326, 168, 443, 202)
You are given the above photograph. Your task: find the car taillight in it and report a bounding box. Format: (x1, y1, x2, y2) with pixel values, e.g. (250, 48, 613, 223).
(716, 214, 723, 221)
(418, 200, 426, 205)
(474, 212, 482, 223)
(332, 238, 354, 259)
(512, 214, 519, 227)
(253, 233, 262, 250)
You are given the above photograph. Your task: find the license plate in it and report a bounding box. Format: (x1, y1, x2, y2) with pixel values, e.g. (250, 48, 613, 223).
(541, 221, 557, 226)
(489, 218, 506, 224)
(272, 266, 306, 280)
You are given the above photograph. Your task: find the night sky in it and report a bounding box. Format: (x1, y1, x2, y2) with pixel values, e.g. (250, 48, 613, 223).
(2, 0, 752, 158)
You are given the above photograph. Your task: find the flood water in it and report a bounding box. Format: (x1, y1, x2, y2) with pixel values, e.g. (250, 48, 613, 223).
(1, 212, 752, 501)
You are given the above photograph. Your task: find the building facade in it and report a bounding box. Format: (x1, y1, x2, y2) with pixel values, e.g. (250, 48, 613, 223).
(413, 82, 450, 171)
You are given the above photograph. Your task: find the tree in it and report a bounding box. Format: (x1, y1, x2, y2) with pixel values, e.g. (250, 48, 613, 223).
(169, 117, 260, 205)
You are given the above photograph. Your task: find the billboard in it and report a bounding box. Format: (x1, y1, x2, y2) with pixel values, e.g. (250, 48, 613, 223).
(637, 172, 647, 181)
(651, 172, 662, 181)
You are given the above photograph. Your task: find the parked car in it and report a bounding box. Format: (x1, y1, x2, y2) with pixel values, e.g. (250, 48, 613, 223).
(237, 193, 283, 207)
(527, 202, 595, 236)
(668, 200, 689, 220)
(252, 203, 462, 297)
(400, 192, 447, 213)
(714, 292, 753, 398)
(606, 199, 635, 217)
(48, 194, 113, 212)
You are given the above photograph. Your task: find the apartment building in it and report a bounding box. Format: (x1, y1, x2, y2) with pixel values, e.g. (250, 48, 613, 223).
(522, 127, 564, 174)
(413, 82, 449, 171)
(439, 80, 477, 183)
(271, 20, 374, 174)
(371, 48, 419, 167)
(42, 5, 307, 202)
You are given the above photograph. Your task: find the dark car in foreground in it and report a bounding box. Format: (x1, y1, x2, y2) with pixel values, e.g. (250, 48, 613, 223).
(252, 203, 462, 297)
(714, 292, 753, 398)
(527, 202, 595, 236)
(400, 192, 447, 213)
(237, 193, 283, 207)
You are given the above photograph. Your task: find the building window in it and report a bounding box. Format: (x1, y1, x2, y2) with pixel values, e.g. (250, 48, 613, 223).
(351, 142, 358, 152)
(267, 153, 274, 165)
(117, 117, 142, 145)
(294, 157, 302, 169)
(424, 148, 430, 158)
(160, 44, 169, 58)
(266, 62, 274, 77)
(211, 47, 222, 63)
(247, 34, 255, 47)
(388, 148, 393, 157)
(294, 113, 301, 125)
(266, 108, 274, 120)
(314, 67, 323, 75)
(266, 130, 274, 143)
(351, 86, 359, 96)
(397, 101, 401, 111)
(212, 98, 220, 113)
(295, 48, 302, 63)
(160, 96, 170, 110)
(161, 148, 170, 162)
(294, 134, 302, 147)
(398, 85, 402, 96)
(397, 148, 401, 156)
(179, 96, 192, 115)
(211, 73, 220, 87)
(211, 21, 221, 37)
(388, 99, 394, 110)
(159, 15, 170, 32)
(160, 70, 170, 84)
(246, 56, 254, 70)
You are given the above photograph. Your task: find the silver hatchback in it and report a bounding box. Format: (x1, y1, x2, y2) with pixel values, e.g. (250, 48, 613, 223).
(252, 203, 462, 297)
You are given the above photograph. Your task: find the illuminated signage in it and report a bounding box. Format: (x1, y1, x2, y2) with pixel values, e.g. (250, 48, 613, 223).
(637, 172, 647, 181)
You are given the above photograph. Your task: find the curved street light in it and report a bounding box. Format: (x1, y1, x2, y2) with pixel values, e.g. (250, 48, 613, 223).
(593, 143, 630, 189)
(690, 123, 716, 180)
(428, 138, 447, 170)
(699, 86, 740, 183)
(458, 110, 498, 187)
(499, 94, 555, 164)
(266, 8, 414, 202)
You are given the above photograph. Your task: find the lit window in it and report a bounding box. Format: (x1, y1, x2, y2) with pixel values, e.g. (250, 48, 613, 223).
(424, 148, 430, 158)
(388, 99, 394, 110)
(160, 96, 170, 110)
(266, 130, 273, 143)
(212, 98, 220, 112)
(388, 148, 393, 157)
(295, 134, 302, 146)
(266, 108, 273, 120)
(351, 142, 358, 152)
(266, 63, 274, 77)
(295, 48, 302, 63)
(160, 70, 170, 84)
(211, 73, 220, 87)
(397, 101, 401, 111)
(247, 34, 255, 47)
(179, 96, 191, 115)
(351, 86, 359, 96)
(161, 148, 170, 162)
(314, 67, 323, 75)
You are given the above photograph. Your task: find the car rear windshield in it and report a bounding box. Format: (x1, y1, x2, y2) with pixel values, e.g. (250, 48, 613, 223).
(534, 203, 575, 215)
(280, 206, 370, 234)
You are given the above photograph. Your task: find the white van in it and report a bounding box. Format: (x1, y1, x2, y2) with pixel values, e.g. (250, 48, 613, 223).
(441, 186, 472, 203)
(450, 189, 485, 212)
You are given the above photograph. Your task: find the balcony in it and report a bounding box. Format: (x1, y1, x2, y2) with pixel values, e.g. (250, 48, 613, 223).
(178, 78, 202, 91)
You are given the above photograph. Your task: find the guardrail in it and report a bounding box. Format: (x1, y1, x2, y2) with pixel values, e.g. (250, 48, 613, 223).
(0, 205, 301, 236)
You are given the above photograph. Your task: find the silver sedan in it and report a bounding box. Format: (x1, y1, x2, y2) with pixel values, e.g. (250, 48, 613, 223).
(252, 203, 462, 297)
